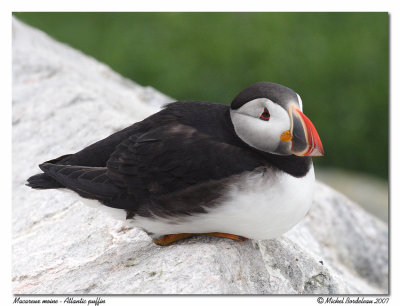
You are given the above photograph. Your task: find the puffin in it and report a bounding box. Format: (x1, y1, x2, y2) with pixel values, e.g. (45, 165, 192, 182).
(27, 82, 323, 246)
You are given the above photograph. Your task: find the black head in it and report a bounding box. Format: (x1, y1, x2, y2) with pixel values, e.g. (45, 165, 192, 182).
(231, 82, 301, 111)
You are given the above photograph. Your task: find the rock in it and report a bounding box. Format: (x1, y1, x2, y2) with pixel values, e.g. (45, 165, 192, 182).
(315, 167, 388, 223)
(12, 17, 388, 294)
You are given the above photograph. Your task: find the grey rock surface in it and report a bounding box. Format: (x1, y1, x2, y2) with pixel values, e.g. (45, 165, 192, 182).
(315, 168, 388, 223)
(12, 18, 388, 294)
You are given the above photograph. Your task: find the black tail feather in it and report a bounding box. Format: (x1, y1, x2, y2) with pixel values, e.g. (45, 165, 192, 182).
(37, 162, 120, 203)
(26, 173, 64, 189)
(26, 154, 75, 190)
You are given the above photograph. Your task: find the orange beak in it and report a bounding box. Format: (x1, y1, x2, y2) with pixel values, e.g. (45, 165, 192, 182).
(286, 105, 324, 157)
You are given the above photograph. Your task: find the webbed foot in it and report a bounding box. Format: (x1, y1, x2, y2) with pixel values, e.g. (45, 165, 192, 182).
(152, 232, 248, 246)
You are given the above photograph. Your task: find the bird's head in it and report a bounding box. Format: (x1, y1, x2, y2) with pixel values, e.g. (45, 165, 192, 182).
(230, 82, 324, 157)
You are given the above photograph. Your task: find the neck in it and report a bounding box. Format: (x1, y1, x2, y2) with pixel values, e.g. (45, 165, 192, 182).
(261, 153, 312, 178)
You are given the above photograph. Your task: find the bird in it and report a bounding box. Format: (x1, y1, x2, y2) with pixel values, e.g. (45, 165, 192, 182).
(27, 81, 323, 246)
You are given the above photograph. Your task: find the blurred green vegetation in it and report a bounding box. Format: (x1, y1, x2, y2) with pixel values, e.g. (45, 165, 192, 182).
(14, 12, 388, 179)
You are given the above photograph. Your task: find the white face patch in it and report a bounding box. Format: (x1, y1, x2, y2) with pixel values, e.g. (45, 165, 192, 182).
(230, 98, 290, 153)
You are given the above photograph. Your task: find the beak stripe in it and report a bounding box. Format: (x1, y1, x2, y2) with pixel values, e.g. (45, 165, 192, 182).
(295, 108, 324, 157)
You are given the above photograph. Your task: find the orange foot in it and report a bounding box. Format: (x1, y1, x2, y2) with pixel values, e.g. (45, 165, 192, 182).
(152, 232, 248, 246)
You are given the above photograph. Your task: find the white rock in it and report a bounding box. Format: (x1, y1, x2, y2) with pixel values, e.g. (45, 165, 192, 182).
(12, 18, 388, 294)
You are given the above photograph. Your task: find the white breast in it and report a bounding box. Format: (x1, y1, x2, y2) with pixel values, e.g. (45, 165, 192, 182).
(131, 165, 315, 240)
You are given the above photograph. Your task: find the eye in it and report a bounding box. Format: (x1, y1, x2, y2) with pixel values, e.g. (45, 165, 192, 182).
(259, 107, 270, 121)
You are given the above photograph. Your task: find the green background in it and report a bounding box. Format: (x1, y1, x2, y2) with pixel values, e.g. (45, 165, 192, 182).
(14, 12, 389, 179)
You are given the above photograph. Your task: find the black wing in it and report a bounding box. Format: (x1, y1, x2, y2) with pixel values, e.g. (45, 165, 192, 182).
(105, 122, 266, 216)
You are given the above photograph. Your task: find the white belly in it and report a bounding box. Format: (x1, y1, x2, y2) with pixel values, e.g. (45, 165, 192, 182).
(131, 165, 315, 240)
